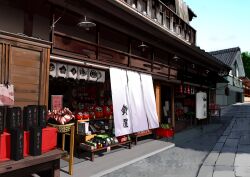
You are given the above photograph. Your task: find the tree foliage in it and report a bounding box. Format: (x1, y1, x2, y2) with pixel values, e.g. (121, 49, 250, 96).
(242, 52, 250, 78)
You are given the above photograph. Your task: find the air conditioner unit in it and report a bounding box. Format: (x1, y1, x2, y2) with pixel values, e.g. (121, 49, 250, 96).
(49, 62, 57, 77)
(68, 65, 78, 79)
(78, 67, 88, 80)
(57, 63, 67, 78)
(88, 69, 105, 83)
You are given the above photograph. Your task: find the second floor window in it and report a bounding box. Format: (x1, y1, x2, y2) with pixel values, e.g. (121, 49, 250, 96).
(141, 0, 147, 14)
(131, 0, 138, 8)
(152, 0, 157, 20)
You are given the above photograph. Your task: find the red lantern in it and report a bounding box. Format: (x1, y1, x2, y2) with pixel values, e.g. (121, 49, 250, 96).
(82, 112, 90, 119)
(103, 106, 112, 117)
(76, 112, 84, 120)
(94, 106, 103, 119)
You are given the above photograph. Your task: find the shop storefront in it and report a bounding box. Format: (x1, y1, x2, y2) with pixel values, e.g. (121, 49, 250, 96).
(0, 0, 231, 176)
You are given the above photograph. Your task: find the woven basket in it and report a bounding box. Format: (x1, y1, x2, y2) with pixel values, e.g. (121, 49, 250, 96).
(48, 123, 75, 133)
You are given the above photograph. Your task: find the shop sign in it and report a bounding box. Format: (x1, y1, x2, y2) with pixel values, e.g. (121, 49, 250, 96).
(51, 95, 63, 110)
(196, 92, 207, 119)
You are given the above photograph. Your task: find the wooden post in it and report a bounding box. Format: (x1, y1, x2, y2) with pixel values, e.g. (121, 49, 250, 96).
(69, 125, 75, 175)
(62, 134, 65, 151)
(155, 82, 161, 123)
(96, 24, 100, 60)
(171, 87, 175, 128)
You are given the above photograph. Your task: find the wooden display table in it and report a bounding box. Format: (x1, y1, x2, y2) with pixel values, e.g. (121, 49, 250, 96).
(0, 149, 64, 177)
(84, 140, 132, 161)
(132, 130, 153, 145)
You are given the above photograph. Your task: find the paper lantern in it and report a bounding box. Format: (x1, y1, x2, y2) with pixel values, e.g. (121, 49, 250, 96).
(49, 62, 57, 77)
(68, 65, 78, 79)
(78, 67, 88, 80)
(57, 63, 67, 78)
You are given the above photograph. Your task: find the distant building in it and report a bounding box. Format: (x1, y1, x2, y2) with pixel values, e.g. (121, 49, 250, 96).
(210, 47, 245, 106)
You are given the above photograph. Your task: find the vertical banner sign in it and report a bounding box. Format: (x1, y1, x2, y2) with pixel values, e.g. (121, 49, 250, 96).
(51, 95, 63, 111)
(110, 67, 133, 137)
(140, 73, 159, 129)
(196, 92, 207, 119)
(127, 71, 148, 133)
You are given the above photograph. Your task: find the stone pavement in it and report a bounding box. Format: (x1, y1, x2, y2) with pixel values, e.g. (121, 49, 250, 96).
(60, 104, 248, 177)
(60, 138, 174, 177)
(198, 103, 250, 177)
(102, 105, 237, 177)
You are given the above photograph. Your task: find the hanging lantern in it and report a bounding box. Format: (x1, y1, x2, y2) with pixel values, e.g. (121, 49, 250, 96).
(57, 63, 67, 78)
(78, 67, 88, 80)
(68, 65, 78, 79)
(179, 84, 183, 94)
(49, 62, 57, 77)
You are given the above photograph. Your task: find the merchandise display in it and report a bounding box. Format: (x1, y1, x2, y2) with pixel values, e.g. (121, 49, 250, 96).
(80, 134, 120, 151)
(0, 132, 10, 161)
(41, 127, 58, 153)
(0, 105, 57, 162)
(156, 123, 174, 138)
(49, 69, 133, 161)
(47, 107, 75, 125)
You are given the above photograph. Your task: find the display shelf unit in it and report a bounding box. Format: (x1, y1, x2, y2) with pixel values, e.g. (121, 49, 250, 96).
(0, 149, 63, 177)
(75, 117, 132, 161)
(131, 130, 154, 145)
(82, 140, 132, 161)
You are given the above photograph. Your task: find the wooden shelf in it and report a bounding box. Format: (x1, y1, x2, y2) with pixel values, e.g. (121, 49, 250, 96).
(82, 140, 132, 161)
(89, 117, 113, 121)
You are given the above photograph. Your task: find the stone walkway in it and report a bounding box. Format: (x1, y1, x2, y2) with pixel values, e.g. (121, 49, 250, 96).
(61, 104, 250, 177)
(198, 103, 250, 177)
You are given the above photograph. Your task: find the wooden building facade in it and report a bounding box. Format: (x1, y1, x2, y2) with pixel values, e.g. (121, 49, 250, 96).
(0, 0, 230, 130)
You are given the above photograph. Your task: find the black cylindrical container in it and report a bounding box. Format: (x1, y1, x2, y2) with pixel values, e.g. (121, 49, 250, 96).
(29, 127, 42, 156)
(10, 128, 24, 161)
(23, 105, 38, 131)
(0, 106, 5, 134)
(6, 107, 17, 130)
(38, 105, 47, 128)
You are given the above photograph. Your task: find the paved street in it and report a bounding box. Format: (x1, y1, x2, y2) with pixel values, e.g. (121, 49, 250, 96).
(102, 104, 250, 177)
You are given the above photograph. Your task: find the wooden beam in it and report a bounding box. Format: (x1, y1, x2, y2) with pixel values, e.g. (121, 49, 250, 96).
(128, 37, 132, 67)
(96, 24, 100, 60)
(24, 0, 33, 36)
(171, 86, 175, 128)
(155, 82, 161, 123)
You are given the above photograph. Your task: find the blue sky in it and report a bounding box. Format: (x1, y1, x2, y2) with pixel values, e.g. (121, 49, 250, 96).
(184, 0, 250, 52)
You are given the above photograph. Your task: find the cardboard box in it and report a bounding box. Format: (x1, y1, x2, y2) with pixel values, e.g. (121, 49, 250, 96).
(42, 127, 57, 153)
(0, 132, 10, 161)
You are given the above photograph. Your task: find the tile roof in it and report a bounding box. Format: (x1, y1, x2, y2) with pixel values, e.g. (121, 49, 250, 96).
(209, 47, 240, 67)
